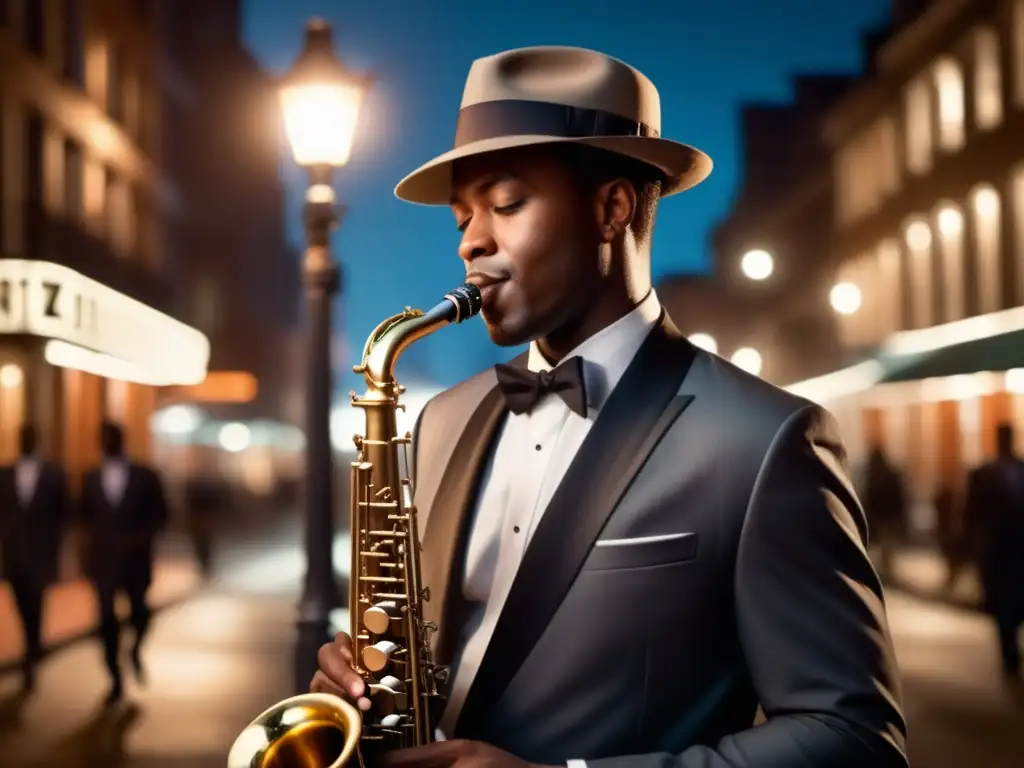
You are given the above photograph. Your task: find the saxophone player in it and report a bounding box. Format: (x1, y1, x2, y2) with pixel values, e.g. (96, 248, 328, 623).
(313, 46, 908, 768)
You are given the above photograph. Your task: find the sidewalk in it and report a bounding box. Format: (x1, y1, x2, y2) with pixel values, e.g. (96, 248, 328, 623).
(0, 590, 299, 767)
(0, 534, 202, 674)
(0, 508, 328, 676)
(870, 544, 984, 611)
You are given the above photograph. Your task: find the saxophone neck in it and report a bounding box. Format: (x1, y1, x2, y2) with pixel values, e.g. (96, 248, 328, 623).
(354, 307, 446, 396)
(354, 285, 483, 394)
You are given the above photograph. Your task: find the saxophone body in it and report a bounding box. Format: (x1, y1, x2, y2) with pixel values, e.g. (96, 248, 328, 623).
(227, 283, 482, 768)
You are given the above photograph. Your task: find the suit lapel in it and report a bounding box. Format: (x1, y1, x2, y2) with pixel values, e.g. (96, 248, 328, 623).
(454, 319, 697, 738)
(420, 376, 511, 666)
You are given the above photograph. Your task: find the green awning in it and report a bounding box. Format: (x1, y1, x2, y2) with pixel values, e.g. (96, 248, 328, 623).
(879, 327, 1024, 383)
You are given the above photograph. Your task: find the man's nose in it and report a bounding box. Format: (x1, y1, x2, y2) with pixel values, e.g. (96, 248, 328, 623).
(458, 220, 497, 263)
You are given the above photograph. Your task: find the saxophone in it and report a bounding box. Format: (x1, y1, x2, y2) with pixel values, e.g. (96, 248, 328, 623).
(227, 283, 483, 768)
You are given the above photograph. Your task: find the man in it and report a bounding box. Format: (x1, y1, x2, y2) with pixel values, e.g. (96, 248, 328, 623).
(862, 444, 906, 579)
(313, 47, 907, 767)
(80, 421, 168, 704)
(965, 422, 1024, 680)
(0, 424, 67, 691)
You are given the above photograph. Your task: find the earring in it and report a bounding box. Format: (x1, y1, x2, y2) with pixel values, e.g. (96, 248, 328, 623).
(598, 241, 613, 276)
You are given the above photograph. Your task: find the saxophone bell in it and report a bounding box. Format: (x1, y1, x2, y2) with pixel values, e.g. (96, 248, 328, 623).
(227, 282, 482, 768)
(226, 693, 361, 768)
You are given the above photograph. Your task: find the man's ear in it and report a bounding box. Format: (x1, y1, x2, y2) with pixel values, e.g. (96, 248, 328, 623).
(594, 178, 637, 243)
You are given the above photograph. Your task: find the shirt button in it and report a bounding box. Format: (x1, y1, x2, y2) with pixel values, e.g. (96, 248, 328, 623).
(513, 526, 521, 533)
(535, 444, 542, 451)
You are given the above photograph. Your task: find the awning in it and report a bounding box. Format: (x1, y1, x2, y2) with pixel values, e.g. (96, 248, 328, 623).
(878, 327, 1024, 383)
(786, 305, 1024, 403)
(0, 259, 209, 385)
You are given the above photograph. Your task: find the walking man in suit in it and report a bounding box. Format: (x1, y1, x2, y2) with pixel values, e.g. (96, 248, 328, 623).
(312, 47, 908, 767)
(965, 422, 1024, 680)
(80, 421, 168, 704)
(0, 424, 67, 691)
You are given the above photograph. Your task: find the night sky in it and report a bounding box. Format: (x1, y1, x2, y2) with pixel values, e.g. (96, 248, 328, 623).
(242, 0, 891, 394)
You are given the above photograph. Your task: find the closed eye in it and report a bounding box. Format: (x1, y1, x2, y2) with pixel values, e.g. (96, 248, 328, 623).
(456, 217, 472, 233)
(495, 201, 523, 215)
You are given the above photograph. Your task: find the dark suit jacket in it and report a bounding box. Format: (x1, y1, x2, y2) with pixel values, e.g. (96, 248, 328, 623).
(410, 318, 908, 768)
(965, 457, 1024, 615)
(79, 462, 169, 590)
(0, 461, 68, 587)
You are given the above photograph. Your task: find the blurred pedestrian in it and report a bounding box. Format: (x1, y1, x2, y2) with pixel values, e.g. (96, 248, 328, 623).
(0, 424, 68, 691)
(79, 421, 169, 704)
(964, 423, 1024, 681)
(183, 469, 225, 578)
(863, 444, 907, 580)
(934, 482, 965, 592)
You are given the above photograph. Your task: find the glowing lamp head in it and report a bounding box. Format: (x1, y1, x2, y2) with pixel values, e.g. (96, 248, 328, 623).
(740, 249, 774, 281)
(279, 19, 368, 169)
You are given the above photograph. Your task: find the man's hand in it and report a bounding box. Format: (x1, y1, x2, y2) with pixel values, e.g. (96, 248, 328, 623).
(380, 739, 548, 768)
(309, 631, 372, 712)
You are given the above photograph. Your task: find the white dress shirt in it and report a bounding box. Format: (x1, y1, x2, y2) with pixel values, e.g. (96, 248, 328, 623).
(102, 458, 129, 508)
(437, 290, 662, 764)
(15, 457, 41, 508)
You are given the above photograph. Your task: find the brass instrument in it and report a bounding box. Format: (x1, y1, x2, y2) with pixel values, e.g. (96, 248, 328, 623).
(227, 283, 483, 768)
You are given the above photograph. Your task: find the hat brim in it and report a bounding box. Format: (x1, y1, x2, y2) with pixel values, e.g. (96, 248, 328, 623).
(393, 134, 713, 205)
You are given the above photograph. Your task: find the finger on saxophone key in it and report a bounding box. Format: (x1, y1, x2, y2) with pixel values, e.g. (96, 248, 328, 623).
(313, 632, 372, 710)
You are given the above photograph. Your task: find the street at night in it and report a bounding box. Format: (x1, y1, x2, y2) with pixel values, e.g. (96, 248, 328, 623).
(4, 1, 1024, 767)
(0, 522, 1021, 767)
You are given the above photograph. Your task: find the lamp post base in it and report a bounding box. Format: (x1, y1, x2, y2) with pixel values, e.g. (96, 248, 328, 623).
(295, 608, 334, 693)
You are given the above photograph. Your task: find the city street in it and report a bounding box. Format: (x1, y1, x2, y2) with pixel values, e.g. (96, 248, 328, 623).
(0, 529, 1022, 766)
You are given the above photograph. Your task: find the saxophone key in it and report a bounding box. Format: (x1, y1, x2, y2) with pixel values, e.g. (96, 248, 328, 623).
(368, 675, 408, 715)
(363, 600, 403, 635)
(362, 640, 400, 671)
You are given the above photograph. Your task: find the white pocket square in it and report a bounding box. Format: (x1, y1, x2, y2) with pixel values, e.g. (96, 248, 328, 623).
(595, 531, 695, 547)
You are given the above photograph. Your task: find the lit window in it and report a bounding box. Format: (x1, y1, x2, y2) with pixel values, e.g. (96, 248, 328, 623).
(1013, 166, 1024, 305)
(904, 78, 932, 175)
(972, 185, 1002, 314)
(904, 218, 934, 328)
(933, 57, 965, 152)
(833, 253, 878, 347)
(1015, 0, 1024, 106)
(935, 203, 965, 322)
(974, 28, 1003, 131)
(876, 117, 899, 195)
(877, 240, 903, 334)
(835, 144, 860, 226)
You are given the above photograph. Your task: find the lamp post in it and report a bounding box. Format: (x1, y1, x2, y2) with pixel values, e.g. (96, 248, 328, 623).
(279, 18, 368, 694)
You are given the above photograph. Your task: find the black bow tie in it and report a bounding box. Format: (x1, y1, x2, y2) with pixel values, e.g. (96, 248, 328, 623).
(494, 356, 588, 417)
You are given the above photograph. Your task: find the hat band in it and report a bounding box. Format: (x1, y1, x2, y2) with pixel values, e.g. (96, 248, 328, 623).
(453, 99, 659, 147)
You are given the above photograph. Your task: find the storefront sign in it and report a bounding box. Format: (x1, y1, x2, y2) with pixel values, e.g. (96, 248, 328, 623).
(0, 259, 209, 385)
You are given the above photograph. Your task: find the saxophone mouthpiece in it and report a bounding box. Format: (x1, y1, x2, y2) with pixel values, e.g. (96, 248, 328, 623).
(442, 283, 483, 323)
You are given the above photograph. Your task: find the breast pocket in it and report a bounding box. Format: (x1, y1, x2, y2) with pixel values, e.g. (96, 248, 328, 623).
(583, 532, 699, 571)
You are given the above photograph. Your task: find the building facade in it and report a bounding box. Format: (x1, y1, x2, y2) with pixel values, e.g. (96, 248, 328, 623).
(153, 0, 304, 502)
(0, 0, 209, 485)
(658, 74, 853, 384)
(787, 0, 1024, 535)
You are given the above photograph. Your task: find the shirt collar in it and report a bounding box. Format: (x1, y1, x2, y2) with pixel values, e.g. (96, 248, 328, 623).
(526, 289, 662, 411)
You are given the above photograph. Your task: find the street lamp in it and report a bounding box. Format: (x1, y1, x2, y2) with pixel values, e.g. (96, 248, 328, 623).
(687, 333, 718, 355)
(829, 282, 862, 315)
(279, 17, 368, 694)
(731, 347, 762, 376)
(740, 249, 773, 281)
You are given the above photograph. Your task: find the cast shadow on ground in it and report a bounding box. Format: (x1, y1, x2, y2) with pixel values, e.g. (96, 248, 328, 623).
(0, 688, 30, 733)
(34, 700, 143, 768)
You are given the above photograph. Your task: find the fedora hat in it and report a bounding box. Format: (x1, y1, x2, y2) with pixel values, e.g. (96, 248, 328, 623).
(394, 46, 713, 205)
